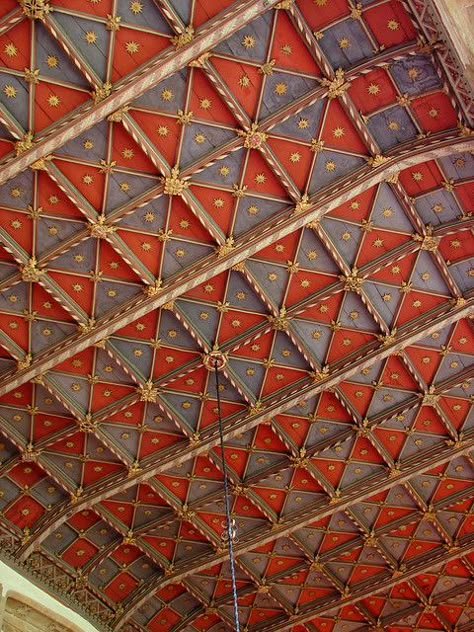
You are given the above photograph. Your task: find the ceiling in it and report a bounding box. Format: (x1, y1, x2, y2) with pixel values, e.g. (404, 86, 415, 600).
(0, 0, 473, 631)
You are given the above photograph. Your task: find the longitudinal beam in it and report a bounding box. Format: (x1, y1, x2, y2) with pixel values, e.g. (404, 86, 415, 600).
(0, 0, 278, 186)
(1, 135, 472, 396)
(20, 300, 472, 557)
(263, 540, 474, 632)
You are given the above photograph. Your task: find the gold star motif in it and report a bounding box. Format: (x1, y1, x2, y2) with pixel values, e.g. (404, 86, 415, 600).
(194, 132, 206, 144)
(213, 198, 224, 208)
(82, 174, 94, 185)
(382, 207, 393, 217)
(387, 19, 400, 30)
(289, 152, 301, 163)
(218, 165, 230, 177)
(239, 75, 251, 88)
(119, 182, 130, 192)
(432, 203, 444, 213)
(333, 127, 345, 138)
(4, 43, 17, 57)
(129, 0, 143, 13)
(274, 82, 287, 95)
(281, 44, 292, 56)
(242, 35, 256, 49)
(83, 139, 94, 150)
(341, 231, 351, 241)
(48, 94, 60, 107)
(121, 148, 134, 159)
(388, 120, 399, 131)
(367, 83, 380, 96)
(160, 88, 173, 101)
(407, 67, 420, 80)
(325, 160, 336, 172)
(144, 211, 155, 222)
(411, 171, 423, 182)
(313, 0, 327, 5)
(126, 41, 140, 54)
(157, 125, 169, 136)
(298, 118, 309, 129)
(3, 85, 17, 98)
(254, 173, 267, 184)
(428, 108, 439, 118)
(199, 97, 212, 110)
(373, 238, 384, 248)
(247, 204, 259, 215)
(84, 31, 98, 44)
(46, 55, 59, 68)
(339, 38, 350, 49)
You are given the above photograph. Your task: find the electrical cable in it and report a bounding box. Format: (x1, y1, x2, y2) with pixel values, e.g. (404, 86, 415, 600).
(214, 361, 241, 632)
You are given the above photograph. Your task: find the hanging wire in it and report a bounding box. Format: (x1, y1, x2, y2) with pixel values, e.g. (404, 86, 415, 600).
(214, 361, 241, 632)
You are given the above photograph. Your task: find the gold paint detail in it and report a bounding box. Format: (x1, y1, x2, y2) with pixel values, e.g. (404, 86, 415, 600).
(138, 380, 159, 403)
(17, 354, 32, 371)
(239, 123, 268, 149)
(24, 67, 40, 84)
(20, 258, 43, 283)
(217, 236, 235, 258)
(293, 194, 311, 215)
(385, 170, 399, 183)
(377, 328, 397, 345)
(268, 306, 290, 331)
(397, 93, 412, 107)
(128, 461, 141, 478)
(421, 385, 439, 406)
(451, 297, 466, 308)
(310, 365, 330, 381)
(368, 154, 389, 167)
(79, 415, 98, 433)
(70, 486, 84, 504)
(162, 167, 189, 195)
(249, 400, 264, 415)
(88, 215, 117, 239)
(19, 0, 52, 19)
(232, 261, 246, 272)
(340, 266, 364, 292)
(30, 155, 52, 170)
(143, 279, 163, 297)
(92, 82, 113, 104)
(78, 318, 96, 334)
(172, 26, 194, 48)
(107, 106, 130, 122)
(15, 132, 34, 156)
(259, 60, 276, 75)
(106, 14, 122, 31)
(275, 0, 293, 7)
(321, 68, 350, 98)
(412, 227, 440, 252)
(189, 52, 211, 67)
(350, 2, 363, 19)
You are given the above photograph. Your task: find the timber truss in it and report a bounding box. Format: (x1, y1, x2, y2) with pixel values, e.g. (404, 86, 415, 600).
(0, 0, 472, 631)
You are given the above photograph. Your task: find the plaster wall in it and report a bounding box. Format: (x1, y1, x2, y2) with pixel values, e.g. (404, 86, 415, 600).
(0, 562, 98, 632)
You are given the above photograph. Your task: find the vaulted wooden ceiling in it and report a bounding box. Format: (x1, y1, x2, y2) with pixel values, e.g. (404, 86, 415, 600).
(0, 1, 472, 631)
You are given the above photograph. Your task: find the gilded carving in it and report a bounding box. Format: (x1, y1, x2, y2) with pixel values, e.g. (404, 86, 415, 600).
(162, 167, 189, 196)
(321, 68, 349, 98)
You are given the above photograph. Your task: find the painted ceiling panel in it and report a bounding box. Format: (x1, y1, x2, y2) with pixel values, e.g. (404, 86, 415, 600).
(0, 0, 472, 631)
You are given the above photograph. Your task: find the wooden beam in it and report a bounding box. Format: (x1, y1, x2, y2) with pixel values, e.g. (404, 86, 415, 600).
(18, 300, 472, 562)
(1, 135, 471, 396)
(0, 0, 279, 186)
